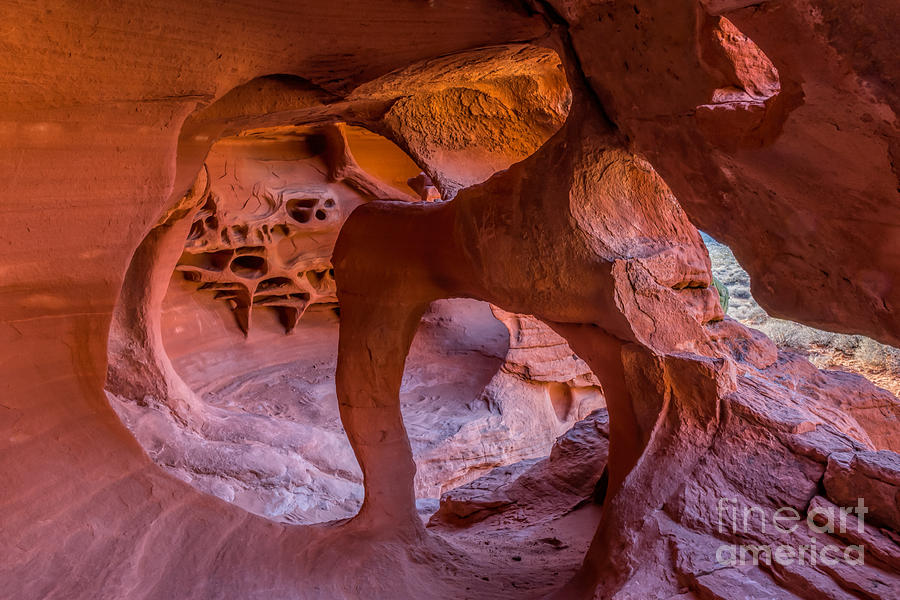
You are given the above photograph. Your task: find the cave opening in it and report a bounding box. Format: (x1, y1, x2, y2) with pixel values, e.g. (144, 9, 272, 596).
(107, 117, 611, 530)
(103, 44, 613, 534)
(704, 232, 900, 398)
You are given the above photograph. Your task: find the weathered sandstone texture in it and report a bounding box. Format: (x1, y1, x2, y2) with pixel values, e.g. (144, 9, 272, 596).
(1, 1, 898, 599)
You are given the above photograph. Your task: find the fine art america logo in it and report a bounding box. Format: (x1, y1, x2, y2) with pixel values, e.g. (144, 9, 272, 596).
(715, 497, 867, 567)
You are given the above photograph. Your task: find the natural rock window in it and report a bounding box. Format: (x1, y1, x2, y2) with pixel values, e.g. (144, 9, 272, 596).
(105, 53, 594, 524)
(704, 232, 900, 402)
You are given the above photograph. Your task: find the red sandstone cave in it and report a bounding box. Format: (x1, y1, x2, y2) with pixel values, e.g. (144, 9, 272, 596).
(2, 2, 899, 600)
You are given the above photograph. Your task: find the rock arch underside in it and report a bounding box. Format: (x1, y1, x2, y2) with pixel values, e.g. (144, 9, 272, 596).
(2, 1, 899, 599)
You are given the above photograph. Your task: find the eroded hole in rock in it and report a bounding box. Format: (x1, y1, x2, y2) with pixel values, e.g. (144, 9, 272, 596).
(178, 248, 233, 274)
(257, 277, 294, 291)
(106, 95, 610, 526)
(169, 124, 423, 336)
(286, 198, 318, 224)
(160, 283, 606, 523)
(230, 254, 267, 279)
(704, 232, 900, 399)
(547, 382, 574, 421)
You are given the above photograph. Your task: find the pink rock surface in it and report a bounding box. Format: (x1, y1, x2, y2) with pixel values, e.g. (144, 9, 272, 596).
(1, 2, 898, 599)
(824, 451, 900, 532)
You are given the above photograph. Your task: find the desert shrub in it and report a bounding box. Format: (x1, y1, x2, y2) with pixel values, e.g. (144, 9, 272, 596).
(712, 276, 729, 314)
(856, 336, 900, 370)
